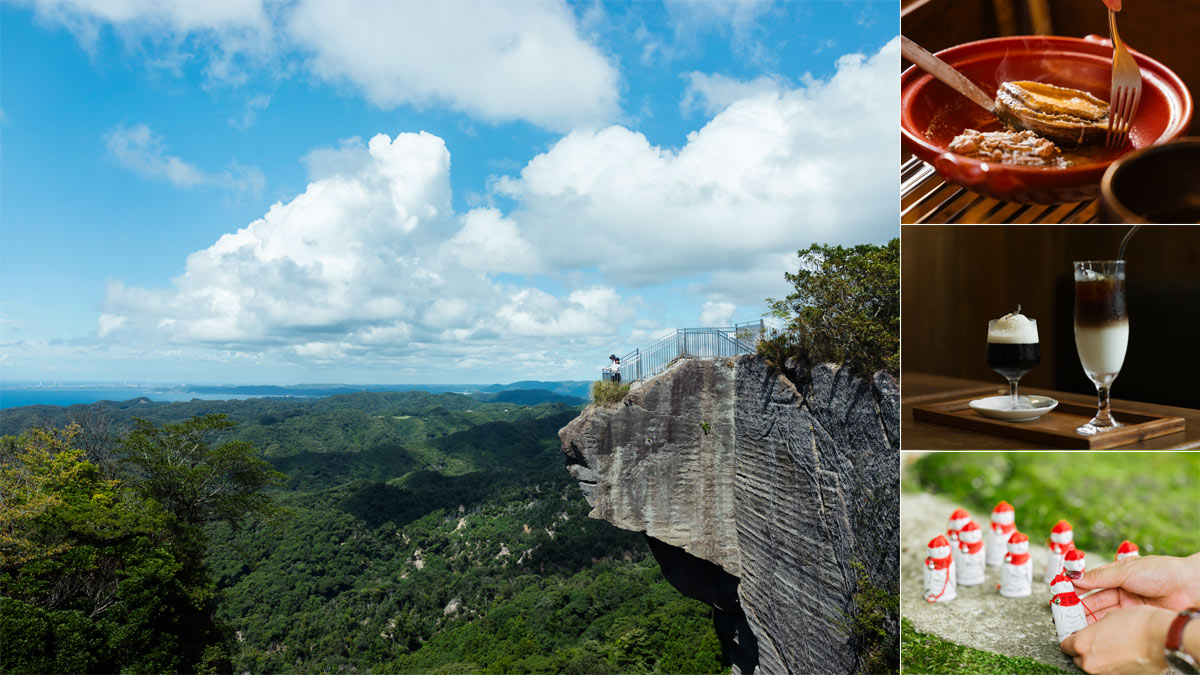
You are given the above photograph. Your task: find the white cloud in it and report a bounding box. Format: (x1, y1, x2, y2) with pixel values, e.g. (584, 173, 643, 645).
(301, 136, 373, 182)
(99, 132, 631, 373)
(495, 37, 899, 286)
(680, 71, 788, 117)
(665, 0, 771, 36)
(88, 38, 898, 378)
(229, 94, 271, 131)
(699, 301, 736, 327)
(662, 0, 776, 66)
(105, 123, 264, 195)
(35, 0, 619, 131)
(441, 208, 537, 275)
(498, 287, 635, 337)
(286, 1, 620, 131)
(96, 313, 126, 338)
(34, 0, 269, 37)
(33, 0, 275, 86)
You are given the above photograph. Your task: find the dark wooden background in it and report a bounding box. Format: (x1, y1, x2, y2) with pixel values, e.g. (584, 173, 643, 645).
(901, 225, 1200, 407)
(902, 0, 1200, 136)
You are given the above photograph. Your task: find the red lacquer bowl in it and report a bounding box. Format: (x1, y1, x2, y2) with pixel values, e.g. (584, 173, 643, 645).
(901, 35, 1193, 205)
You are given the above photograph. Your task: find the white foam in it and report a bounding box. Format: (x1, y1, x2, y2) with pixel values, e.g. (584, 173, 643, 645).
(988, 311, 1039, 344)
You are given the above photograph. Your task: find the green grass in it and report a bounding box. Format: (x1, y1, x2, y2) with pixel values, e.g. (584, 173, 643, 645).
(911, 452, 1200, 558)
(901, 620, 1069, 674)
(591, 380, 631, 407)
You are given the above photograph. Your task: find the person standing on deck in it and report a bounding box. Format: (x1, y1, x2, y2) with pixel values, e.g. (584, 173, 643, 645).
(609, 355, 621, 384)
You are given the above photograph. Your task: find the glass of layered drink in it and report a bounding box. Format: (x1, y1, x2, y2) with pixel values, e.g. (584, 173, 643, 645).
(1074, 261, 1128, 435)
(986, 310, 1041, 410)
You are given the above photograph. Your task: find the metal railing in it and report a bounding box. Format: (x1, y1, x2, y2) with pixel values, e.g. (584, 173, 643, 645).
(601, 319, 780, 383)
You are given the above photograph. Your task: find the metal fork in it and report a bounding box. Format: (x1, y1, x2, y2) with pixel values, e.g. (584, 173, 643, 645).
(1106, 9, 1143, 149)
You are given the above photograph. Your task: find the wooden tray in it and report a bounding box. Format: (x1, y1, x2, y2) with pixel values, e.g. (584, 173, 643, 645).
(912, 395, 1186, 449)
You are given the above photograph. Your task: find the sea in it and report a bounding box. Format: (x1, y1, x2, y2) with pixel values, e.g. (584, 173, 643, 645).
(0, 389, 263, 410)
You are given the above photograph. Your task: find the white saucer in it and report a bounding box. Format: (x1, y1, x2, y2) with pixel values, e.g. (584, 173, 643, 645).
(969, 395, 1058, 422)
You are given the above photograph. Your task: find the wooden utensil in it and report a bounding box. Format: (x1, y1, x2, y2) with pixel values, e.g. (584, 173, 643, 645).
(901, 35, 997, 115)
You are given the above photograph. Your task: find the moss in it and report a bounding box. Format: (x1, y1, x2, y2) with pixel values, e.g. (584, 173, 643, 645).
(843, 561, 898, 675)
(901, 619, 1069, 674)
(590, 381, 631, 407)
(911, 452, 1200, 558)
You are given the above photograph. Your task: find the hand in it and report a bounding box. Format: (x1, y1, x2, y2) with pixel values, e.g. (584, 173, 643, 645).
(1073, 554, 1200, 619)
(1061, 605, 1174, 674)
(1102, 0, 1122, 11)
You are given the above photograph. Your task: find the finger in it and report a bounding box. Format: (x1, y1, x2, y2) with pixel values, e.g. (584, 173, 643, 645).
(1081, 588, 1122, 612)
(1092, 604, 1119, 621)
(1074, 559, 1133, 591)
(1061, 632, 1080, 656)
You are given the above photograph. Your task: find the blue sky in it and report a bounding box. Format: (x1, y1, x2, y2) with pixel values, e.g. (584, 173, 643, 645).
(1, 0, 898, 385)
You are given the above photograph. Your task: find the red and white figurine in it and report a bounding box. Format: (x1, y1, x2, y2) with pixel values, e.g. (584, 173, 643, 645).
(1045, 520, 1074, 583)
(924, 535, 957, 603)
(999, 531, 1033, 598)
(986, 501, 1016, 567)
(1063, 548, 1085, 580)
(947, 508, 971, 565)
(1115, 540, 1140, 561)
(1050, 574, 1091, 642)
(956, 521, 986, 586)
(947, 508, 970, 542)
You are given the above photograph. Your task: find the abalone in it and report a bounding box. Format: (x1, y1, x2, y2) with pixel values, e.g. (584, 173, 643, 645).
(994, 80, 1109, 146)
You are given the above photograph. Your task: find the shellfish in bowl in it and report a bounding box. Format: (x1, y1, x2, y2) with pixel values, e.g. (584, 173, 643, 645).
(994, 81, 1110, 146)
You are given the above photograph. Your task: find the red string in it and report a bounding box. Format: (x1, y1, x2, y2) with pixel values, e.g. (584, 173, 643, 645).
(1081, 598, 1098, 622)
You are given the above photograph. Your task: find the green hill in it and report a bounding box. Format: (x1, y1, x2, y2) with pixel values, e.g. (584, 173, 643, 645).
(1, 392, 725, 674)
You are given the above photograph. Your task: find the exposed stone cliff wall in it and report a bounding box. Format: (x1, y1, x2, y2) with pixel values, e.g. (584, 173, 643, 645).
(560, 355, 898, 675)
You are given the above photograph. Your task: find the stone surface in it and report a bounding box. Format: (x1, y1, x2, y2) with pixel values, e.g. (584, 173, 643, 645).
(901, 489, 1090, 673)
(562, 358, 741, 572)
(559, 356, 899, 674)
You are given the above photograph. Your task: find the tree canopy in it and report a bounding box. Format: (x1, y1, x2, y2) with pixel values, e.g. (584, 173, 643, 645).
(3, 395, 727, 674)
(2, 416, 282, 673)
(121, 414, 283, 529)
(765, 238, 900, 376)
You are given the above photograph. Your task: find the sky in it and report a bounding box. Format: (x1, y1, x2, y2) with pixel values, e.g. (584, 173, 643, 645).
(1, 0, 899, 385)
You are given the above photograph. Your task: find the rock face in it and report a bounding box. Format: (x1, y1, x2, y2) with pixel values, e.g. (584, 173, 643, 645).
(560, 355, 899, 674)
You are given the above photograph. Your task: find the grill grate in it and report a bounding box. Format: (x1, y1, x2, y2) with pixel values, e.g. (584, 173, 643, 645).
(901, 157, 1100, 224)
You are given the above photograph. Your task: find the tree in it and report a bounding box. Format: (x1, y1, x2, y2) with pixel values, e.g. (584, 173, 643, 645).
(0, 426, 197, 673)
(765, 239, 899, 376)
(121, 414, 283, 529)
(0, 427, 76, 567)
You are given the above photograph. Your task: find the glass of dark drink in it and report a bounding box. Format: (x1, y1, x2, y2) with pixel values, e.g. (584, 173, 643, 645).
(1074, 261, 1128, 435)
(986, 310, 1041, 410)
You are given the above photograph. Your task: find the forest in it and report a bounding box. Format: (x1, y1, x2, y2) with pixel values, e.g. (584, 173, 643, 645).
(1, 391, 725, 673)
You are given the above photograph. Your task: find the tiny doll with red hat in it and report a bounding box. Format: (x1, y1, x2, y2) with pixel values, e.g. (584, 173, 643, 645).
(1115, 540, 1139, 561)
(999, 531, 1033, 598)
(925, 535, 957, 603)
(1045, 520, 1074, 583)
(986, 501, 1016, 567)
(1050, 574, 1092, 642)
(956, 520, 986, 586)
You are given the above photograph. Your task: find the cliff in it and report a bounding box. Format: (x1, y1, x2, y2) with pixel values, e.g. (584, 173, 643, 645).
(559, 355, 899, 674)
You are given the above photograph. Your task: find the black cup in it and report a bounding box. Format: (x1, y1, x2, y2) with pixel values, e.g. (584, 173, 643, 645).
(1100, 138, 1200, 223)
